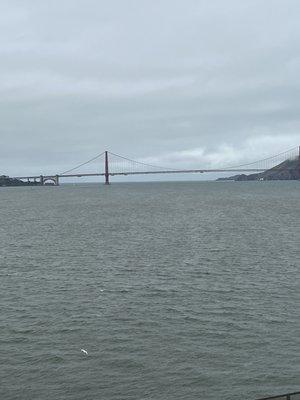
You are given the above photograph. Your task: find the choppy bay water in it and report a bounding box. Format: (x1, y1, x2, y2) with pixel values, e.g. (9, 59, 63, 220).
(0, 181, 299, 400)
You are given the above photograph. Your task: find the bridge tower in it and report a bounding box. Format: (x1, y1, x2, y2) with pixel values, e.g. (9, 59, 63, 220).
(105, 151, 110, 185)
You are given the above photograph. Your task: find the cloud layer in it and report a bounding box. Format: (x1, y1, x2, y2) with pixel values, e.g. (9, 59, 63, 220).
(1, 0, 300, 177)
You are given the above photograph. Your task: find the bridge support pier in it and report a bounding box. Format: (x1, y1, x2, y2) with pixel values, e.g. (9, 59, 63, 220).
(39, 175, 59, 186)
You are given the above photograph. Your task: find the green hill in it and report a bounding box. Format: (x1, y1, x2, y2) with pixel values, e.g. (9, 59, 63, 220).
(218, 157, 300, 181)
(0, 175, 40, 186)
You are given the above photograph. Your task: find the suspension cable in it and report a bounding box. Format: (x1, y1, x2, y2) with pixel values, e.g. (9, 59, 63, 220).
(59, 145, 298, 176)
(108, 151, 176, 170)
(223, 146, 298, 170)
(60, 151, 105, 175)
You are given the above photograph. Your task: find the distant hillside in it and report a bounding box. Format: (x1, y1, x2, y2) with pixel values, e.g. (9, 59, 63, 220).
(0, 175, 39, 186)
(218, 157, 300, 181)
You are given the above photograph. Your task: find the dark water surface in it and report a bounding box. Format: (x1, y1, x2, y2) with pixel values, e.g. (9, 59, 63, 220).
(1, 182, 299, 400)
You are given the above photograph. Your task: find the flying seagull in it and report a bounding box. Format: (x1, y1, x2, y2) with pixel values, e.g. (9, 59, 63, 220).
(81, 349, 88, 355)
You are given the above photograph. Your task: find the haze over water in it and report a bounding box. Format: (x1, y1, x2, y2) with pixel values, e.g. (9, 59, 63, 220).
(1, 181, 299, 400)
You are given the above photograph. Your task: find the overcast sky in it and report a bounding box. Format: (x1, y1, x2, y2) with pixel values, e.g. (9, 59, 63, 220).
(1, 0, 300, 177)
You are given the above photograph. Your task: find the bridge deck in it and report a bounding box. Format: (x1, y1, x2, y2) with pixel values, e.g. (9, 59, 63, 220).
(15, 168, 267, 180)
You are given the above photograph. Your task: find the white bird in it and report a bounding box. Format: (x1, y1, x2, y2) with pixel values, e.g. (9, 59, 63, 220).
(81, 349, 88, 355)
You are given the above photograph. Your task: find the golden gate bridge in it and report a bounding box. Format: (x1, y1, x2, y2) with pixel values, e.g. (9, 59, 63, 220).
(14, 146, 300, 185)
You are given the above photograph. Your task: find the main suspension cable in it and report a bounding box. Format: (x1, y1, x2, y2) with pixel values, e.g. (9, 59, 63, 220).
(60, 151, 105, 175)
(108, 151, 176, 171)
(223, 146, 298, 170)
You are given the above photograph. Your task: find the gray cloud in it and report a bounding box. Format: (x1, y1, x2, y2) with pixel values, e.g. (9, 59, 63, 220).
(1, 0, 300, 178)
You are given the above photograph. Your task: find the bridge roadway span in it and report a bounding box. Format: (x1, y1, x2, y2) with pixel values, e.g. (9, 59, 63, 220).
(15, 168, 266, 185)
